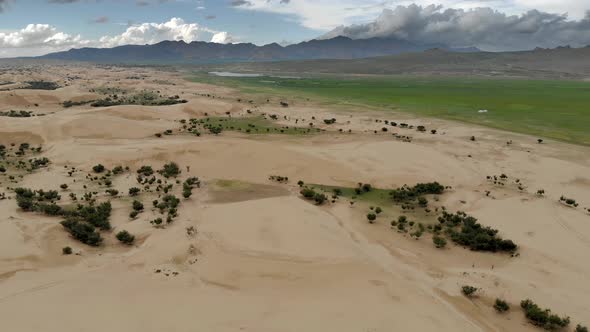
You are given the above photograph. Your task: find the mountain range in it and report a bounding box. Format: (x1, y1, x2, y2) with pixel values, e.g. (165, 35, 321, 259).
(202, 46, 590, 79)
(37, 36, 479, 64)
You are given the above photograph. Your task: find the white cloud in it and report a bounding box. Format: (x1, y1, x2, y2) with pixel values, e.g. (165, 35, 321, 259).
(99, 17, 218, 47)
(0, 24, 89, 48)
(321, 5, 590, 51)
(211, 31, 234, 44)
(0, 18, 235, 57)
(231, 0, 590, 31)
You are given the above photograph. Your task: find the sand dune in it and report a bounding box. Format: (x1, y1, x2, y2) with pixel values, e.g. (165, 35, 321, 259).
(0, 64, 588, 332)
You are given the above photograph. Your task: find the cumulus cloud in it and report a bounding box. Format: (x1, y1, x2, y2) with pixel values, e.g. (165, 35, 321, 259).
(211, 31, 235, 44)
(231, 0, 590, 31)
(0, 18, 234, 57)
(321, 5, 590, 51)
(99, 17, 233, 47)
(0, 24, 89, 48)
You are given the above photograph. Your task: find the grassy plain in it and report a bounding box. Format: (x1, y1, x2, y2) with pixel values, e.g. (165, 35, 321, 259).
(193, 74, 590, 145)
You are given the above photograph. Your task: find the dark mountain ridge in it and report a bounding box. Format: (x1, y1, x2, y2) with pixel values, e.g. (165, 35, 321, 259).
(36, 36, 478, 64)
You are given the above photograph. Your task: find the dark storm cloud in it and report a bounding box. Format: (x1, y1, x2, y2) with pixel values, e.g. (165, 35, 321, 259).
(322, 4, 590, 51)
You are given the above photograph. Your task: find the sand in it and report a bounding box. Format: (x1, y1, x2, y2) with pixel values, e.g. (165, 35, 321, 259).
(0, 63, 588, 332)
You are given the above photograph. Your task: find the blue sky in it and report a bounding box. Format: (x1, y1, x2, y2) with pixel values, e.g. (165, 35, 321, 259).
(0, 0, 589, 57)
(0, 0, 317, 43)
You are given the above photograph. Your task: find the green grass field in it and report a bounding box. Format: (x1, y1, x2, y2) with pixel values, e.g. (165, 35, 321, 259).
(192, 74, 590, 145)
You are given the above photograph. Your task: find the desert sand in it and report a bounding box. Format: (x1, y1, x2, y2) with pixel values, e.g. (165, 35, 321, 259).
(0, 63, 588, 332)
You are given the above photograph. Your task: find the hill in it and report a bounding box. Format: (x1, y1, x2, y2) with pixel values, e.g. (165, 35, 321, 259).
(36, 37, 477, 64)
(200, 46, 590, 79)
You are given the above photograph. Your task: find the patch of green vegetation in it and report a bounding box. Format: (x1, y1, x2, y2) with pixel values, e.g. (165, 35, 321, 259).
(63, 100, 94, 108)
(214, 179, 252, 190)
(23, 81, 60, 90)
(192, 74, 590, 145)
(0, 110, 34, 118)
(309, 183, 392, 206)
(196, 116, 320, 136)
(91, 90, 187, 107)
(520, 299, 570, 330)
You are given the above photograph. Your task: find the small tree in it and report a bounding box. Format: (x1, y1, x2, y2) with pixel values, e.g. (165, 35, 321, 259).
(92, 164, 105, 173)
(576, 324, 588, 332)
(129, 187, 140, 196)
(432, 235, 447, 248)
(62, 246, 73, 255)
(132, 200, 144, 211)
(314, 193, 327, 205)
(367, 213, 377, 223)
(461, 285, 478, 298)
(116, 230, 135, 245)
(494, 299, 510, 313)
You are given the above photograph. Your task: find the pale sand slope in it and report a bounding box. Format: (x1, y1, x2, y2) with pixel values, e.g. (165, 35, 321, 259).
(0, 64, 588, 331)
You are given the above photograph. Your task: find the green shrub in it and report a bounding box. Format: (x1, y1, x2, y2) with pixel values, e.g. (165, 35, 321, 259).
(62, 246, 73, 255)
(112, 165, 124, 175)
(132, 200, 144, 211)
(116, 230, 135, 245)
(439, 211, 516, 253)
(137, 165, 154, 176)
(390, 182, 444, 204)
(494, 299, 510, 313)
(106, 189, 119, 196)
(151, 218, 163, 226)
(520, 299, 570, 330)
(432, 235, 447, 248)
(159, 162, 181, 178)
(60, 219, 103, 246)
(92, 164, 105, 173)
(576, 324, 588, 332)
(314, 193, 327, 205)
(461, 285, 478, 297)
(300, 188, 316, 199)
(129, 187, 141, 196)
(78, 201, 112, 230)
(367, 213, 377, 223)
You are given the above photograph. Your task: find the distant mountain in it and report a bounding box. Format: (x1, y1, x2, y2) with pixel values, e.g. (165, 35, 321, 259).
(36, 36, 480, 64)
(201, 46, 590, 79)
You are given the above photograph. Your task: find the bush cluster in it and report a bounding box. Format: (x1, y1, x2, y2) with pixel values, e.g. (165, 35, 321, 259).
(116, 230, 135, 245)
(300, 188, 327, 205)
(390, 182, 445, 204)
(158, 162, 181, 178)
(438, 211, 517, 253)
(182, 177, 200, 199)
(494, 299, 510, 313)
(520, 299, 570, 330)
